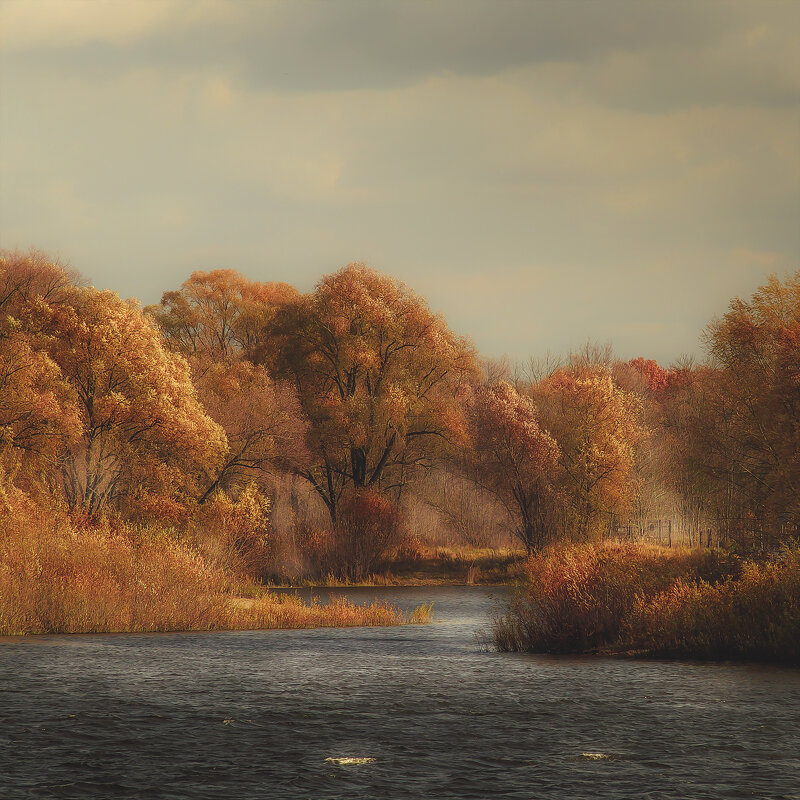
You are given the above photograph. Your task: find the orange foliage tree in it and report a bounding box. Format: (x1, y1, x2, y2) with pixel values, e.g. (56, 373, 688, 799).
(44, 288, 227, 514)
(332, 488, 404, 581)
(1, 252, 228, 516)
(148, 268, 298, 367)
(625, 357, 669, 394)
(655, 362, 718, 543)
(535, 366, 647, 539)
(667, 273, 800, 546)
(0, 330, 78, 472)
(466, 381, 561, 553)
(707, 273, 800, 540)
(148, 269, 305, 503)
(0, 253, 82, 498)
(195, 359, 307, 502)
(0, 249, 78, 311)
(272, 263, 478, 524)
(608, 357, 674, 537)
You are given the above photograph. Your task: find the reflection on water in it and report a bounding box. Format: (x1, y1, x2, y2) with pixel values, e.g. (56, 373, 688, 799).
(1, 587, 799, 799)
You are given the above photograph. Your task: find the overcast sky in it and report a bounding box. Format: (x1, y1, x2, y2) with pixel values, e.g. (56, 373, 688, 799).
(1, 0, 798, 365)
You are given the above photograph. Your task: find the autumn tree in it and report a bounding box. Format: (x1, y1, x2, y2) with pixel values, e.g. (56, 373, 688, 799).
(32, 286, 226, 515)
(148, 269, 306, 503)
(0, 249, 78, 313)
(1, 251, 228, 515)
(271, 263, 478, 524)
(0, 252, 81, 496)
(195, 359, 307, 502)
(658, 362, 719, 544)
(331, 488, 404, 581)
(666, 273, 800, 548)
(610, 357, 673, 537)
(624, 357, 669, 395)
(466, 381, 561, 553)
(535, 365, 647, 539)
(148, 268, 298, 367)
(707, 273, 800, 542)
(0, 329, 78, 464)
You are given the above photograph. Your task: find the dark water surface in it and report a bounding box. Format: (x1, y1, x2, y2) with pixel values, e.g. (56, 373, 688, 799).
(1, 586, 799, 799)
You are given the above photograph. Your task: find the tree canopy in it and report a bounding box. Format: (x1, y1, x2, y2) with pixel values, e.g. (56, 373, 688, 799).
(272, 263, 478, 521)
(467, 381, 561, 553)
(1, 251, 226, 515)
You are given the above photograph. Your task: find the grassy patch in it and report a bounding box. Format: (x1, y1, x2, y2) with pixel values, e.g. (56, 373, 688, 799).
(387, 545, 524, 585)
(276, 545, 525, 587)
(624, 548, 800, 663)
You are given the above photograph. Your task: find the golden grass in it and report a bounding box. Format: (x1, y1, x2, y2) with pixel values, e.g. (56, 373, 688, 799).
(0, 511, 427, 635)
(262, 543, 524, 587)
(494, 540, 725, 653)
(624, 546, 800, 663)
(493, 539, 800, 664)
(385, 543, 524, 585)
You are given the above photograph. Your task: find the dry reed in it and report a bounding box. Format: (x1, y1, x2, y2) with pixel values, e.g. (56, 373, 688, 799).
(0, 511, 428, 635)
(624, 546, 800, 663)
(493, 540, 799, 664)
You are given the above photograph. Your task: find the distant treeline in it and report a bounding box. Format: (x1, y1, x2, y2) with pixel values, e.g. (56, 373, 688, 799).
(1, 250, 798, 581)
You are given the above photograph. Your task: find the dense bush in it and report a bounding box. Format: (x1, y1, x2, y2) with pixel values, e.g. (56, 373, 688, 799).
(625, 546, 800, 663)
(493, 540, 798, 664)
(0, 504, 420, 635)
(332, 489, 403, 582)
(493, 541, 729, 652)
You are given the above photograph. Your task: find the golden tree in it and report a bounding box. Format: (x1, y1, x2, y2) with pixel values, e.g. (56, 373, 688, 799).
(0, 252, 81, 497)
(149, 269, 305, 502)
(536, 366, 647, 539)
(677, 272, 800, 546)
(467, 381, 561, 553)
(272, 263, 478, 523)
(31, 283, 226, 514)
(148, 268, 297, 367)
(195, 359, 308, 502)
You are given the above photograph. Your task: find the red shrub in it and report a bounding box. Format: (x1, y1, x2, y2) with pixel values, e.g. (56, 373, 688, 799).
(333, 489, 403, 582)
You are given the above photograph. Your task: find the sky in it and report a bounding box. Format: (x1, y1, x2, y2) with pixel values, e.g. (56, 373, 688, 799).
(1, 0, 798, 365)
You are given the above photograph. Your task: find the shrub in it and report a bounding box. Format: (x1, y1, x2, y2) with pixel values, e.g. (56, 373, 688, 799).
(0, 506, 420, 635)
(194, 485, 273, 579)
(294, 520, 336, 578)
(494, 539, 799, 663)
(0, 511, 229, 634)
(624, 546, 800, 663)
(331, 490, 403, 582)
(394, 534, 426, 563)
(494, 541, 726, 653)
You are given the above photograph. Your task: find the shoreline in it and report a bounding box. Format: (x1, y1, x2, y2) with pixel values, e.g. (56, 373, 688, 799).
(263, 578, 514, 589)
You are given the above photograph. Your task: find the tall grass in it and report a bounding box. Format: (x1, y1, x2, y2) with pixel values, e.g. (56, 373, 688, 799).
(493, 540, 799, 664)
(625, 547, 800, 663)
(0, 511, 426, 635)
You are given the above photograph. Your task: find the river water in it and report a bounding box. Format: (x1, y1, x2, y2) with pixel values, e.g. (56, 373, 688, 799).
(1, 586, 799, 799)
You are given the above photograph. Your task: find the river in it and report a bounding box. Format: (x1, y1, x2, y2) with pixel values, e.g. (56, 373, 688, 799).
(1, 586, 799, 799)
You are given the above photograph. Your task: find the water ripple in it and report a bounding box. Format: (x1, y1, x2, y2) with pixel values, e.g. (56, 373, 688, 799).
(1, 587, 799, 799)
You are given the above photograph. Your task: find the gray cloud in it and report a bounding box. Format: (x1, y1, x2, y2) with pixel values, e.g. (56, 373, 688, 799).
(5, 0, 797, 106)
(0, 0, 797, 366)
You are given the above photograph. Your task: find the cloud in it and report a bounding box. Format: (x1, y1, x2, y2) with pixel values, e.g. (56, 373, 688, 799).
(0, 0, 797, 365)
(3, 0, 797, 108)
(0, 0, 181, 48)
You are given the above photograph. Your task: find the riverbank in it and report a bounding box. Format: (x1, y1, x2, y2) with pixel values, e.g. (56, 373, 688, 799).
(493, 540, 800, 665)
(0, 511, 431, 635)
(266, 545, 525, 588)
